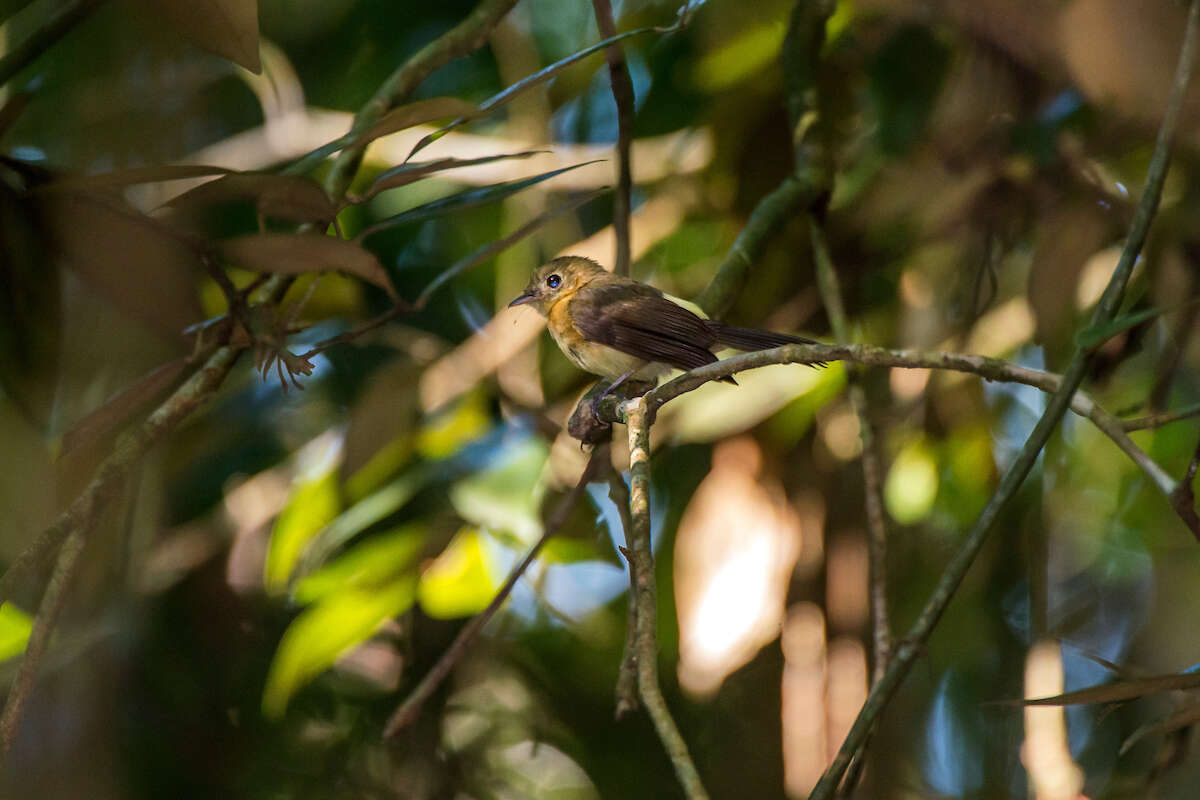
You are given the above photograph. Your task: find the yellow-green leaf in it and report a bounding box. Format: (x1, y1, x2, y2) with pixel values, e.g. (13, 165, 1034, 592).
(265, 470, 340, 593)
(884, 438, 939, 525)
(417, 528, 497, 619)
(262, 577, 415, 718)
(0, 603, 32, 662)
(292, 524, 426, 605)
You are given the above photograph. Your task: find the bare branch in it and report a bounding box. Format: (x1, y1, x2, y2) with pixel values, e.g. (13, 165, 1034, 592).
(591, 0, 635, 277)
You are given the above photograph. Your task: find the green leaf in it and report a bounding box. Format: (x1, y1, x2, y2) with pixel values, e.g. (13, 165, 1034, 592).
(406, 25, 663, 161)
(0, 603, 32, 662)
(869, 25, 950, 156)
(361, 150, 548, 202)
(417, 528, 497, 619)
(218, 233, 397, 298)
(265, 469, 342, 594)
(1075, 305, 1171, 351)
(262, 577, 416, 718)
(357, 161, 601, 242)
(292, 524, 426, 605)
(449, 436, 549, 544)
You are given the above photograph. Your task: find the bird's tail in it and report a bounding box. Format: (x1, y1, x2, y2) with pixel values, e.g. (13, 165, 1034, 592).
(707, 322, 826, 366)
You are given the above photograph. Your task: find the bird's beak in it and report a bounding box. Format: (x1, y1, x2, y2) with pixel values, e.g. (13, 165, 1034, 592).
(508, 291, 537, 308)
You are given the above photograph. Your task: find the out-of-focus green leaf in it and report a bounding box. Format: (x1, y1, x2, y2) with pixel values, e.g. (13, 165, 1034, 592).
(416, 392, 491, 460)
(218, 233, 396, 298)
(692, 19, 787, 90)
(356, 161, 601, 242)
(869, 24, 950, 156)
(0, 92, 30, 140)
(167, 173, 336, 223)
(145, 0, 262, 73)
(417, 528, 497, 619)
(1075, 305, 1172, 351)
(265, 469, 341, 594)
(884, 438, 938, 524)
(262, 576, 416, 718)
(292, 523, 426, 605)
(361, 150, 548, 202)
(540, 537, 605, 564)
(450, 436, 549, 543)
(0, 603, 32, 662)
(294, 467, 433, 580)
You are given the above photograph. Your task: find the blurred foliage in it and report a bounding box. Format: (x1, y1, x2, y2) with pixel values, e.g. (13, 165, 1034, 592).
(2, 0, 1200, 798)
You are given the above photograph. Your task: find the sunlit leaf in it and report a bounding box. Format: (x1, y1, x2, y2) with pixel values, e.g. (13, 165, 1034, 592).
(415, 188, 606, 307)
(356, 161, 601, 242)
(265, 469, 341, 594)
(416, 393, 491, 459)
(145, 0, 262, 73)
(218, 233, 396, 298)
(449, 436, 549, 543)
(693, 20, 787, 90)
(292, 524, 426, 605)
(884, 438, 938, 524)
(1120, 700, 1200, 755)
(167, 173, 336, 223)
(361, 150, 548, 202)
(262, 577, 416, 718)
(540, 537, 605, 564)
(58, 358, 189, 456)
(417, 528, 497, 619)
(0, 603, 32, 662)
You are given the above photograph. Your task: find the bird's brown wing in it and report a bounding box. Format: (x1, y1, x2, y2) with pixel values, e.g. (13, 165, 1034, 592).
(570, 283, 719, 371)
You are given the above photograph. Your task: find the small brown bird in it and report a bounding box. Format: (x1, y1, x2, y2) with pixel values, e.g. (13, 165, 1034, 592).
(508, 256, 822, 392)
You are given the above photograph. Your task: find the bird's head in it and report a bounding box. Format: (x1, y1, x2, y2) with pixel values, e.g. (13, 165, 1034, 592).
(508, 256, 607, 314)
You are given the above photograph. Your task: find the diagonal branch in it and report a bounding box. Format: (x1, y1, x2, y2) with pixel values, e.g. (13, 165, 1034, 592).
(383, 446, 609, 737)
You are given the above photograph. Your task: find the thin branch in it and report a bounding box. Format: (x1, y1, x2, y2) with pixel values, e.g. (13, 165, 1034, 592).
(0, 0, 107, 88)
(383, 447, 608, 737)
(0, 529, 86, 764)
(591, 0, 634, 277)
(625, 398, 710, 800)
(1123, 401, 1200, 431)
(806, 1, 1200, 795)
(1170, 434, 1200, 533)
(810, 219, 890, 686)
(605, 467, 640, 718)
(323, 0, 521, 203)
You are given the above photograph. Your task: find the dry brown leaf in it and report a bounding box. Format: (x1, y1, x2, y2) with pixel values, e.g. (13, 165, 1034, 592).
(167, 173, 336, 223)
(144, 0, 261, 73)
(219, 233, 396, 298)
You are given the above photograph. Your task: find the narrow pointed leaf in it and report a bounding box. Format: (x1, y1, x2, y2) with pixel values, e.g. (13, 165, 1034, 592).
(406, 26, 660, 161)
(358, 161, 601, 241)
(58, 358, 189, 456)
(38, 165, 235, 193)
(145, 0, 261, 73)
(1076, 306, 1170, 351)
(416, 188, 605, 306)
(1120, 701, 1200, 755)
(1021, 672, 1200, 706)
(219, 233, 396, 298)
(361, 150, 548, 202)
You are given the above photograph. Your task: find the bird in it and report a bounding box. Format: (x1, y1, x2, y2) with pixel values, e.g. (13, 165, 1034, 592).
(508, 256, 823, 394)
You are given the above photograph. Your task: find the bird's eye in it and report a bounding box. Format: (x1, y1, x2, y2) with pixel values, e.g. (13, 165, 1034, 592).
(546, 274, 562, 289)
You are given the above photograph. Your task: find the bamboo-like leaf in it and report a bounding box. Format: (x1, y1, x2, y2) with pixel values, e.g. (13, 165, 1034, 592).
(357, 161, 600, 242)
(219, 233, 396, 298)
(167, 173, 336, 223)
(415, 188, 606, 307)
(38, 164, 235, 193)
(1120, 700, 1200, 755)
(1021, 672, 1200, 706)
(361, 150, 548, 202)
(58, 358, 189, 456)
(406, 26, 661, 161)
(144, 0, 262, 73)
(283, 97, 481, 177)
